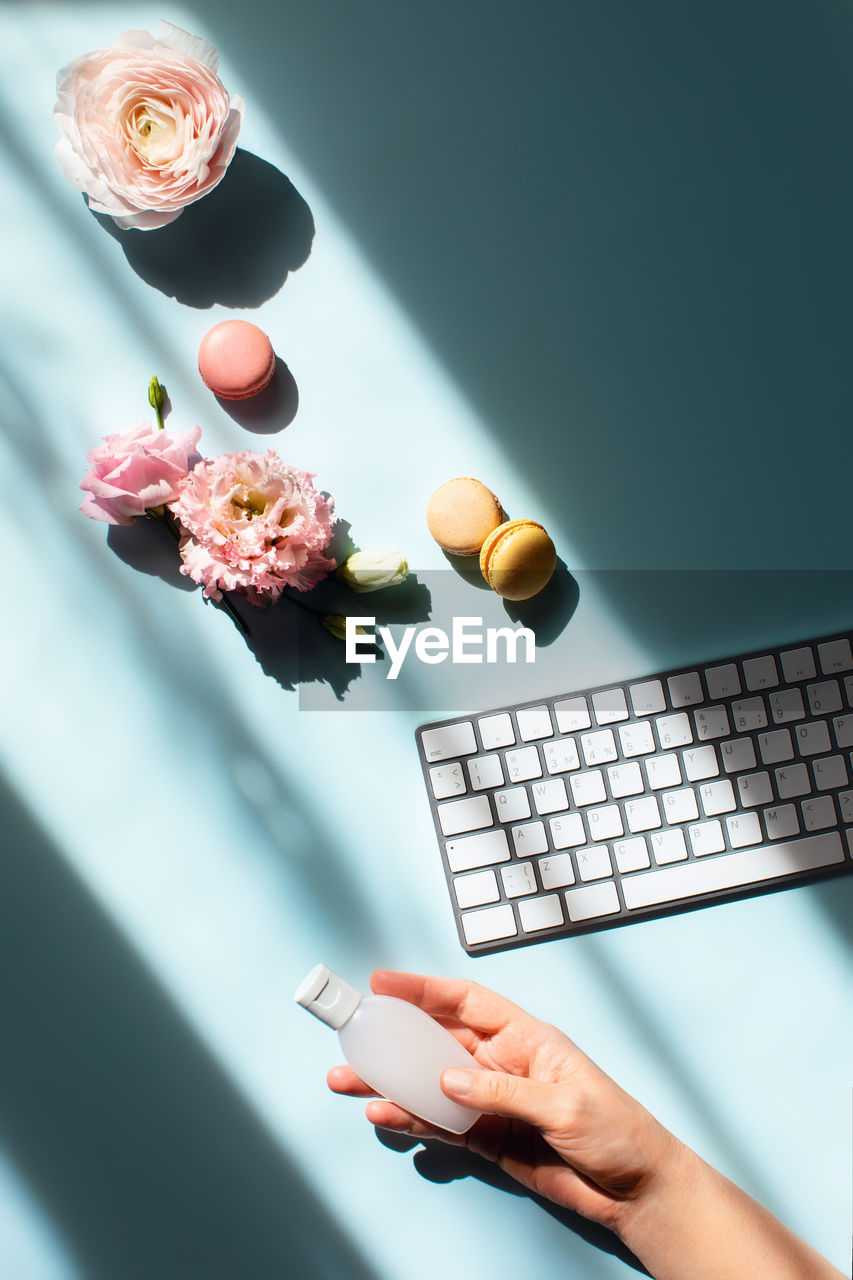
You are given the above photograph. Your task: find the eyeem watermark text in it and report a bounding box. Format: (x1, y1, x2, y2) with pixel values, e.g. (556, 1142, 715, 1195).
(346, 616, 536, 679)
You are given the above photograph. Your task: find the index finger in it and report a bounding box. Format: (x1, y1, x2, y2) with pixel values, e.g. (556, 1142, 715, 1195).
(369, 970, 539, 1036)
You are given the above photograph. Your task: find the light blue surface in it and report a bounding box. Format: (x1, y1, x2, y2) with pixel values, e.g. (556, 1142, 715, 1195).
(1, 4, 851, 1277)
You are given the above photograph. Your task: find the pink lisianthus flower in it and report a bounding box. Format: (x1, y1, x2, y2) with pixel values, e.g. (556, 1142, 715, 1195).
(170, 451, 336, 605)
(54, 21, 243, 230)
(80, 422, 202, 525)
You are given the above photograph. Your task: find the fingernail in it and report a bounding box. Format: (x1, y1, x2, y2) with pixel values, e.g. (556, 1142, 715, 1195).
(442, 1068, 475, 1096)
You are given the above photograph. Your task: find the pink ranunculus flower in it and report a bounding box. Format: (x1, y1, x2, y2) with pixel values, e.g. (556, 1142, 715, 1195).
(170, 451, 336, 605)
(54, 21, 244, 231)
(80, 422, 203, 525)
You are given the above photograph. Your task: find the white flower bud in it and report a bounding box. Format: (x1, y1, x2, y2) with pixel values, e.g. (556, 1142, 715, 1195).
(337, 550, 408, 593)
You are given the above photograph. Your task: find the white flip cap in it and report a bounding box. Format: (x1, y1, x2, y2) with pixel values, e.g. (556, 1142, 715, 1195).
(294, 964, 362, 1029)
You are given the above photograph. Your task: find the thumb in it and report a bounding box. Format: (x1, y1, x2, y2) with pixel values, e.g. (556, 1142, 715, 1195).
(441, 1067, 563, 1128)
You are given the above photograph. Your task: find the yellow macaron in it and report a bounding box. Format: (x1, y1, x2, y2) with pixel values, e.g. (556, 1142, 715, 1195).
(479, 519, 557, 600)
(426, 477, 504, 556)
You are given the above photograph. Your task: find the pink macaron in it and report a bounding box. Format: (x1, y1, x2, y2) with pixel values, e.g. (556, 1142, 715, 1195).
(198, 319, 277, 399)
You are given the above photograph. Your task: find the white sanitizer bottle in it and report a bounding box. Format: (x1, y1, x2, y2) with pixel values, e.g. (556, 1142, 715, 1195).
(295, 964, 482, 1134)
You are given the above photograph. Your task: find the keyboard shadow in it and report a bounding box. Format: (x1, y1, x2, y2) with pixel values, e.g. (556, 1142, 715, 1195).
(0, 772, 375, 1280)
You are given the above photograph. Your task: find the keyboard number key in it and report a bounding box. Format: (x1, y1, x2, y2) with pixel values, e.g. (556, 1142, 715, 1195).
(505, 746, 543, 782)
(543, 739, 580, 774)
(807, 681, 842, 716)
(768, 689, 805, 723)
(467, 754, 504, 791)
(656, 713, 693, 749)
(694, 706, 730, 741)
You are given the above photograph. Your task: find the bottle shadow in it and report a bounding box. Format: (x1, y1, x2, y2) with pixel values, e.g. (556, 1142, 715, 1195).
(93, 149, 314, 309)
(376, 1131, 650, 1275)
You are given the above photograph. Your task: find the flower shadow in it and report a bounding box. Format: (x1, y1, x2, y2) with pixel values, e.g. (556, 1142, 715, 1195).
(93, 149, 314, 309)
(105, 516, 432, 701)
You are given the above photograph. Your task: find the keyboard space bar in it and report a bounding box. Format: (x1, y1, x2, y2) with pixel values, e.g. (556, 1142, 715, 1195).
(622, 833, 844, 911)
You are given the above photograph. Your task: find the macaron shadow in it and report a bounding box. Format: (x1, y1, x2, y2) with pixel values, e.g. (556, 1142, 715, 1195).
(214, 359, 299, 433)
(502, 558, 579, 646)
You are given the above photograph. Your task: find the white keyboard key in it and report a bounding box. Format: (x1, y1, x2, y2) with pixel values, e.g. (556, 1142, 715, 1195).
(423, 720, 477, 761)
(622, 833, 843, 909)
(743, 655, 779, 691)
(795, 721, 832, 757)
(618, 721, 656, 758)
(538, 853, 576, 889)
(688, 820, 726, 856)
(430, 762, 466, 799)
(518, 894, 563, 932)
(501, 861, 537, 897)
(780, 647, 816, 683)
(813, 754, 848, 791)
(581, 729, 618, 765)
(846, 676, 853, 708)
(694, 705, 730, 741)
(656, 712, 693, 749)
(564, 880, 621, 921)
(467, 754, 504, 791)
(570, 770, 607, 807)
(661, 787, 699, 823)
(461, 904, 517, 945)
(531, 778, 569, 815)
(608, 761, 645, 798)
(478, 712, 515, 750)
(801, 796, 836, 832)
(737, 771, 774, 808)
(630, 680, 666, 716)
(645, 753, 682, 790)
(818, 638, 853, 675)
(549, 812, 586, 848)
(517, 705, 554, 742)
(543, 739, 580, 774)
(699, 780, 736, 816)
(505, 746, 542, 782)
(837, 790, 853, 823)
(445, 828, 511, 873)
(625, 796, 662, 833)
(613, 837, 651, 873)
(453, 869, 500, 909)
(511, 820, 549, 856)
(720, 737, 757, 773)
(726, 812, 762, 848)
(758, 729, 793, 765)
(768, 689, 805, 724)
(705, 663, 741, 699)
(667, 671, 703, 707)
(731, 697, 767, 732)
(438, 794, 493, 836)
(592, 688, 629, 724)
(682, 745, 719, 782)
(807, 680, 842, 716)
(577, 844, 613, 882)
(554, 697, 591, 733)
(763, 803, 800, 840)
(833, 716, 853, 750)
(494, 787, 531, 823)
(775, 763, 811, 799)
(650, 828, 688, 865)
(586, 804, 624, 841)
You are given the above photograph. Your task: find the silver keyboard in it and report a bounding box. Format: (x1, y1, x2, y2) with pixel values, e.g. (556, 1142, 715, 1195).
(415, 630, 853, 954)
